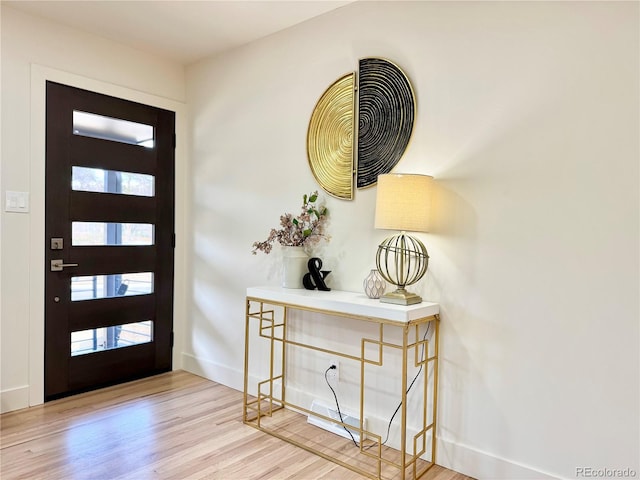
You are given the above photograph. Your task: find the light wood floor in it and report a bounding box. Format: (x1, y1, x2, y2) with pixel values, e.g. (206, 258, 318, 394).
(1, 371, 472, 480)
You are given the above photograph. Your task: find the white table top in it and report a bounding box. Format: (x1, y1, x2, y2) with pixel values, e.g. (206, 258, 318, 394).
(246, 286, 439, 324)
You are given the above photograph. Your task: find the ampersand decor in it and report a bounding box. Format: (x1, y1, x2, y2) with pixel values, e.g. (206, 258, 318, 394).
(303, 258, 331, 291)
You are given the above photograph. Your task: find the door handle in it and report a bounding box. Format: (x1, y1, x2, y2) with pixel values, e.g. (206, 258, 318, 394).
(51, 259, 79, 272)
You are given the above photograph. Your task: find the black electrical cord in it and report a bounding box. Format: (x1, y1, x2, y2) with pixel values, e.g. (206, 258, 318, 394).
(324, 323, 432, 451)
(324, 366, 359, 447)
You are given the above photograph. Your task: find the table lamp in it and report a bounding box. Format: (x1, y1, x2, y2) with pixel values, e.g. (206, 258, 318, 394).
(374, 173, 433, 305)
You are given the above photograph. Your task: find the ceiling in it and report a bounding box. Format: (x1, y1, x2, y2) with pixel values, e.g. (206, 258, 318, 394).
(5, 0, 353, 65)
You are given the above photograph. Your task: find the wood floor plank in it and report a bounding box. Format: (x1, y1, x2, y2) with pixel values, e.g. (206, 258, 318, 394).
(0, 371, 473, 480)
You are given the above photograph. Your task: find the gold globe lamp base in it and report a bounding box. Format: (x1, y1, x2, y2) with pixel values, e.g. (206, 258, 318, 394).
(376, 232, 429, 306)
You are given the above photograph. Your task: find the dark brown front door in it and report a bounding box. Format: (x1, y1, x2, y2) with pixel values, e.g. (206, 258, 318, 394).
(45, 82, 175, 400)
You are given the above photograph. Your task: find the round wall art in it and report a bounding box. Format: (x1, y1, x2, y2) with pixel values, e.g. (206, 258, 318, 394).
(307, 58, 415, 200)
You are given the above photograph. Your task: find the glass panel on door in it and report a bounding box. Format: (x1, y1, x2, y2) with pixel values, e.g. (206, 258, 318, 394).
(72, 222, 154, 246)
(72, 166, 155, 197)
(71, 321, 154, 356)
(73, 110, 155, 147)
(71, 272, 154, 301)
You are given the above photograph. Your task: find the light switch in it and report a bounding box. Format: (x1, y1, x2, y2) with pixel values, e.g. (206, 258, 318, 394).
(5, 191, 30, 213)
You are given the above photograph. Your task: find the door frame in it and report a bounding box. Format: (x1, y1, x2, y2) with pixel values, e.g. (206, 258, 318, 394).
(29, 65, 188, 406)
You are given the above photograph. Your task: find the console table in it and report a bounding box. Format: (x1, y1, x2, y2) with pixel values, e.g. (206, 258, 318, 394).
(243, 286, 440, 480)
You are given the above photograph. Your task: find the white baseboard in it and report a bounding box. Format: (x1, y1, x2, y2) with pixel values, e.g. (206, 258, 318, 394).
(437, 436, 562, 480)
(181, 352, 244, 392)
(1, 385, 30, 413)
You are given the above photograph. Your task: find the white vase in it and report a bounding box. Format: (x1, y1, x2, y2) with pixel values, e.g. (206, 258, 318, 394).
(363, 269, 386, 299)
(282, 246, 309, 289)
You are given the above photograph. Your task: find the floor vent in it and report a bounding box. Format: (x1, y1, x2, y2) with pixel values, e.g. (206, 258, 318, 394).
(307, 399, 365, 443)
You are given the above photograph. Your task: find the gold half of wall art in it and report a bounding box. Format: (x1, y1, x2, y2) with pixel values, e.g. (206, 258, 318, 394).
(306, 72, 355, 200)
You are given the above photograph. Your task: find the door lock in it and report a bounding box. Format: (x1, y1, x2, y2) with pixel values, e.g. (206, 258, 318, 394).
(51, 259, 79, 272)
(51, 238, 63, 250)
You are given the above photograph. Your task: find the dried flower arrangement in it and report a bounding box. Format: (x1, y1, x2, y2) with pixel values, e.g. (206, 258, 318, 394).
(251, 191, 329, 255)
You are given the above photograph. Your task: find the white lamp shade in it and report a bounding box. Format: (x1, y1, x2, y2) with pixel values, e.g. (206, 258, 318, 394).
(374, 174, 433, 232)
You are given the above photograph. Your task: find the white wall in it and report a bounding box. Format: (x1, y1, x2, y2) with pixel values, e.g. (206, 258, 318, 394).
(0, 5, 187, 411)
(186, 2, 639, 479)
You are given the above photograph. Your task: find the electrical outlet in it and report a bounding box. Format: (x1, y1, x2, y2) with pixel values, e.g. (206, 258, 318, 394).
(326, 358, 339, 383)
